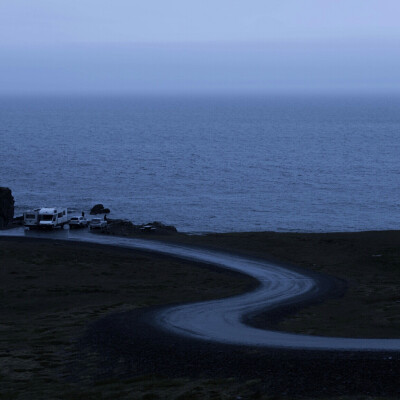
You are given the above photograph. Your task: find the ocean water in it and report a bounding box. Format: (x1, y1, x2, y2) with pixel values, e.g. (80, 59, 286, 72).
(1, 94, 399, 233)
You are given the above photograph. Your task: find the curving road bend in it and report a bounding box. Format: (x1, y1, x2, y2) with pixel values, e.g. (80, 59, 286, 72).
(2, 227, 400, 352)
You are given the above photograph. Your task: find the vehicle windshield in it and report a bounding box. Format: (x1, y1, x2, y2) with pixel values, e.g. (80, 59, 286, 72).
(41, 215, 53, 221)
(71, 217, 78, 221)
(25, 214, 36, 219)
(92, 219, 101, 223)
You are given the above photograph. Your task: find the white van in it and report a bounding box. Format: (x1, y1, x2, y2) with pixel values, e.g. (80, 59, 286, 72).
(38, 208, 69, 229)
(23, 209, 41, 228)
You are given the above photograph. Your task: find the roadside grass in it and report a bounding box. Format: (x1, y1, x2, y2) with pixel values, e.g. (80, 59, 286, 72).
(0, 239, 257, 399)
(1, 377, 398, 400)
(1, 233, 399, 399)
(149, 231, 400, 338)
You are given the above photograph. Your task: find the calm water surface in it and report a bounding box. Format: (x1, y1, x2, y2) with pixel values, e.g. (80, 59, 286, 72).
(1, 95, 399, 232)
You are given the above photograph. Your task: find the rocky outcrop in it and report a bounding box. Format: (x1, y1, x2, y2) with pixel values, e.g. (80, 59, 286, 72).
(106, 219, 138, 236)
(12, 215, 24, 226)
(0, 187, 15, 229)
(146, 221, 178, 234)
(90, 204, 111, 215)
(105, 219, 178, 236)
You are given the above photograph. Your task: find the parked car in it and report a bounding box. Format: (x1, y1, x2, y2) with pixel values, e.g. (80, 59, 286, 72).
(69, 215, 88, 228)
(89, 218, 107, 231)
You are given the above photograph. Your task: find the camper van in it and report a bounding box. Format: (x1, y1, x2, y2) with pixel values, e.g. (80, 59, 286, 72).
(23, 209, 41, 228)
(24, 207, 69, 229)
(38, 208, 69, 229)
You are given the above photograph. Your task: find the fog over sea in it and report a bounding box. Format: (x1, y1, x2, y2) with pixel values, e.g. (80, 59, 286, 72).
(1, 94, 399, 233)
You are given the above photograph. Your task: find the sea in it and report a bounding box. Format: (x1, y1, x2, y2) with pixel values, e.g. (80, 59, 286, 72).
(1, 94, 399, 233)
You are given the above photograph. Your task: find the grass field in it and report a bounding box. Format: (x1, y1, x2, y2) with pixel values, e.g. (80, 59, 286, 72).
(0, 238, 257, 399)
(1, 231, 399, 399)
(153, 230, 400, 338)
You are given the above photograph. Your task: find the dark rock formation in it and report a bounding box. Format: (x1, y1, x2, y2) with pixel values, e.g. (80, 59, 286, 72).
(90, 204, 111, 215)
(105, 219, 178, 236)
(148, 221, 178, 233)
(106, 219, 139, 236)
(0, 187, 15, 229)
(13, 215, 24, 226)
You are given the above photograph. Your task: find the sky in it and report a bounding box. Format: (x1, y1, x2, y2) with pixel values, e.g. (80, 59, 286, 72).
(1, 0, 400, 94)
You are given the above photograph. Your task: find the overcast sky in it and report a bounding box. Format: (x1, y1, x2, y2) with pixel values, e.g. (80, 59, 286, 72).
(1, 0, 400, 94)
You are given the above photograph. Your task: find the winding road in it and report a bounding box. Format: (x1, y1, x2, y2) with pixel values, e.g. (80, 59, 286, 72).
(2, 227, 400, 352)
